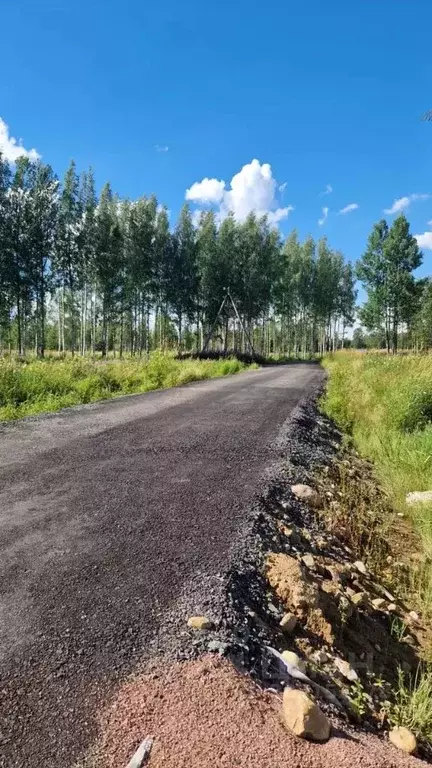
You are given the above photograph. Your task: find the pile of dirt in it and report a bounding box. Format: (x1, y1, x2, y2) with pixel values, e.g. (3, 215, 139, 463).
(90, 655, 423, 768)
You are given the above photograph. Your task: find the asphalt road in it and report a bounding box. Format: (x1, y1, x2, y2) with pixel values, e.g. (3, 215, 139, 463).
(0, 364, 324, 767)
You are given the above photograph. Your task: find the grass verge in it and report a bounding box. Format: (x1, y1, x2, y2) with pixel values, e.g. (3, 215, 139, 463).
(0, 353, 257, 421)
(322, 351, 432, 619)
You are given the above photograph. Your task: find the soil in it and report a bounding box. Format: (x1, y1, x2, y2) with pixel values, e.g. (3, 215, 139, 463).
(91, 655, 423, 768)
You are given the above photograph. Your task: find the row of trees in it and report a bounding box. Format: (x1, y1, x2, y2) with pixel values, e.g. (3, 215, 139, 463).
(0, 154, 357, 357)
(356, 215, 430, 353)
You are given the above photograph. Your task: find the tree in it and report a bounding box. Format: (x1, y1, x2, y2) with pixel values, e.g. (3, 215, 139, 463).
(357, 216, 422, 353)
(168, 204, 197, 348)
(55, 160, 81, 354)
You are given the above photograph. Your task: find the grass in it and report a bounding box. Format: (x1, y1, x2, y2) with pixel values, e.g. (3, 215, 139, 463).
(322, 350, 432, 614)
(390, 665, 432, 742)
(0, 353, 257, 421)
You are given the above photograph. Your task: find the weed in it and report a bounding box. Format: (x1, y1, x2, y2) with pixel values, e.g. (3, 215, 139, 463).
(349, 679, 370, 718)
(390, 617, 408, 643)
(390, 665, 432, 741)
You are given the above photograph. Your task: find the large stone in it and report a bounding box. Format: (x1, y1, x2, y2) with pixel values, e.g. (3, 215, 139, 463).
(281, 650, 306, 673)
(389, 727, 417, 755)
(291, 484, 321, 508)
(187, 616, 213, 630)
(280, 612, 298, 634)
(406, 490, 432, 505)
(282, 689, 331, 742)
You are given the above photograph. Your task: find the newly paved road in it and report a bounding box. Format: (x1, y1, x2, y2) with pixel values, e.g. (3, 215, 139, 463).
(0, 364, 324, 767)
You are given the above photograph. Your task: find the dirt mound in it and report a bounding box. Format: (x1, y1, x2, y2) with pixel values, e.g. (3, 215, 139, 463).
(92, 655, 423, 768)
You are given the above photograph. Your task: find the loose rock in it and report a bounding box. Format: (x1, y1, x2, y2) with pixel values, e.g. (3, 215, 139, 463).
(406, 490, 432, 505)
(282, 688, 331, 742)
(281, 650, 306, 673)
(387, 603, 397, 613)
(351, 592, 368, 607)
(334, 657, 358, 682)
(187, 616, 213, 631)
(372, 597, 386, 610)
(280, 613, 297, 634)
(291, 484, 321, 508)
(353, 560, 367, 575)
(301, 554, 316, 570)
(389, 726, 417, 755)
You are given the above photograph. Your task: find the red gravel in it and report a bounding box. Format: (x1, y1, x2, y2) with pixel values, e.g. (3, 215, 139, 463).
(94, 656, 425, 768)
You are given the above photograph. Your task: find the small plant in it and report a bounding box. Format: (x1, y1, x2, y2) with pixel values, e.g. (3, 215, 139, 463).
(349, 679, 370, 718)
(390, 616, 408, 643)
(390, 665, 432, 741)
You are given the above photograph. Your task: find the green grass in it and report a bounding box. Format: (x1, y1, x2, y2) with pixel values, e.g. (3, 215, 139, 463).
(390, 665, 432, 742)
(322, 351, 432, 613)
(0, 353, 257, 421)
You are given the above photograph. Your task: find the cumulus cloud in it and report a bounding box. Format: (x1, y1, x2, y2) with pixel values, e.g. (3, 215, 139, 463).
(384, 193, 429, 215)
(185, 159, 294, 226)
(339, 203, 359, 215)
(0, 117, 40, 162)
(155, 144, 169, 152)
(186, 177, 225, 204)
(320, 184, 333, 196)
(415, 231, 432, 250)
(318, 206, 329, 226)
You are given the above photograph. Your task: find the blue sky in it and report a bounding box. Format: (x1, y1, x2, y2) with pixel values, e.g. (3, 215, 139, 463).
(1, 0, 432, 280)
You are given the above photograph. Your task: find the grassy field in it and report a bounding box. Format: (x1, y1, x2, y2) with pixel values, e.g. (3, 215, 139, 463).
(323, 351, 432, 611)
(0, 353, 256, 421)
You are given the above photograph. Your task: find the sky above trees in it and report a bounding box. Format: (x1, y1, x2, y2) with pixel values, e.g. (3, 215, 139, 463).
(1, 0, 432, 282)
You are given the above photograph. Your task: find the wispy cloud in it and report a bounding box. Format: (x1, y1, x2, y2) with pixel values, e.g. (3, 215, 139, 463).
(185, 159, 294, 227)
(278, 181, 287, 193)
(0, 117, 40, 162)
(155, 144, 169, 153)
(339, 203, 359, 215)
(318, 206, 329, 226)
(320, 184, 333, 197)
(384, 193, 429, 215)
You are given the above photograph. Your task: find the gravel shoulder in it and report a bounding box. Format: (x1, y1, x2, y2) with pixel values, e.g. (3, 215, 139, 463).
(0, 364, 324, 768)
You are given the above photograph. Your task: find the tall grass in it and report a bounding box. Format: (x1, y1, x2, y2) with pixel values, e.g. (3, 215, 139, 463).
(0, 353, 256, 421)
(322, 351, 432, 613)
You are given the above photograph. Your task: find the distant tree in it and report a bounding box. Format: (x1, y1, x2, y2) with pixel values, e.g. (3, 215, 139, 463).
(357, 215, 422, 353)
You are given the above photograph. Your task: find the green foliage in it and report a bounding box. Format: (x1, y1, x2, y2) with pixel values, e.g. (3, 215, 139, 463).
(0, 354, 254, 421)
(390, 666, 432, 741)
(322, 351, 432, 613)
(357, 215, 422, 353)
(0, 152, 357, 360)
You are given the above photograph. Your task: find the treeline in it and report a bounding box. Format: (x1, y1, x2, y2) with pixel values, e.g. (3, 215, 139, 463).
(356, 215, 430, 353)
(0, 155, 356, 357)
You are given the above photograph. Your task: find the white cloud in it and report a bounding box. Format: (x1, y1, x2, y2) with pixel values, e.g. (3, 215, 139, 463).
(428, 219, 432, 227)
(186, 177, 225, 204)
(339, 203, 359, 215)
(279, 181, 287, 193)
(415, 231, 432, 250)
(320, 184, 333, 196)
(185, 159, 294, 226)
(0, 117, 40, 162)
(155, 144, 169, 152)
(318, 206, 329, 226)
(384, 193, 429, 215)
